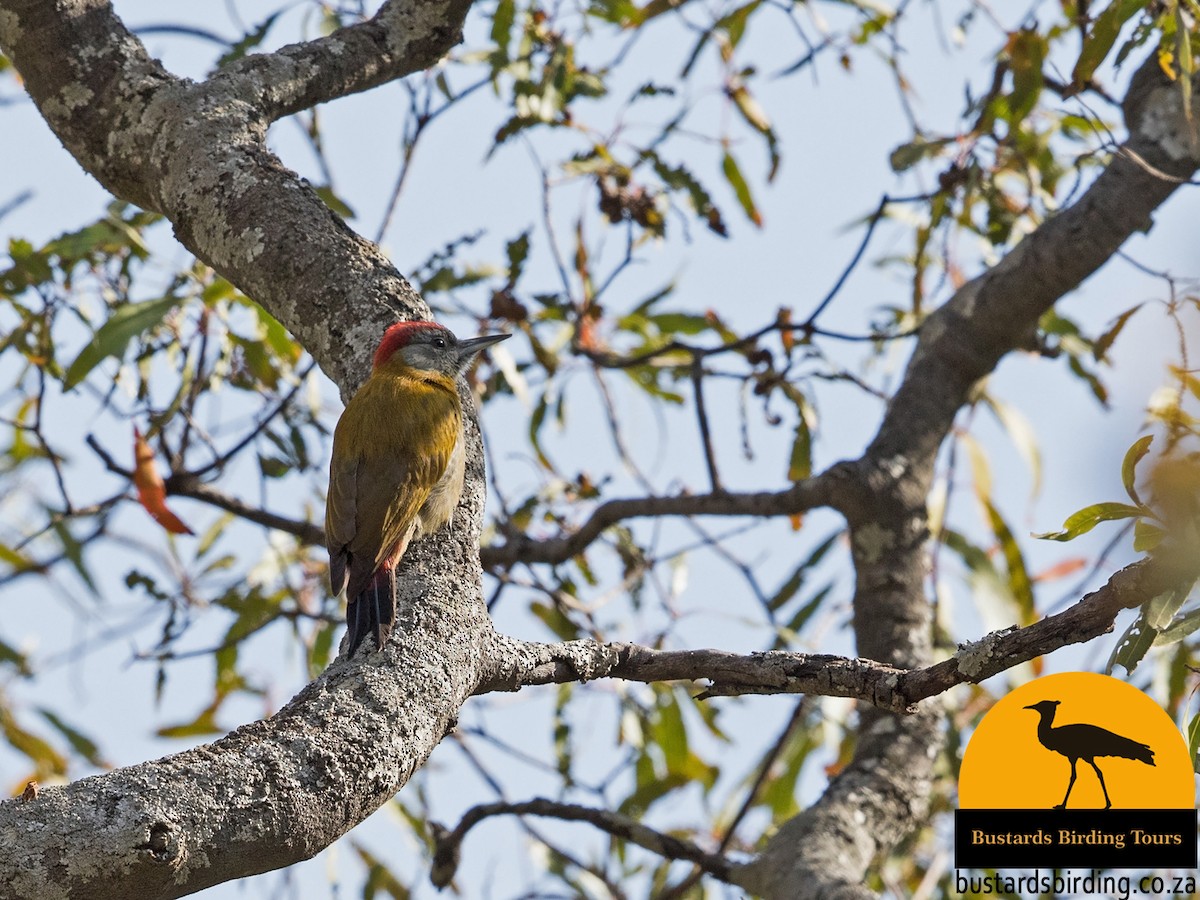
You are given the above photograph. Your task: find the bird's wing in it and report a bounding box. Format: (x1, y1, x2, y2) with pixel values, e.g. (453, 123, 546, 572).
(335, 374, 461, 599)
(325, 433, 358, 597)
(368, 397, 461, 571)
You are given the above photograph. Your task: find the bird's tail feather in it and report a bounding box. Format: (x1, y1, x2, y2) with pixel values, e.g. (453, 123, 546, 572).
(346, 567, 397, 655)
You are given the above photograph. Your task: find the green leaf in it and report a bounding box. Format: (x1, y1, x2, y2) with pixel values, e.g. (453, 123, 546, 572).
(1145, 580, 1194, 631)
(63, 295, 179, 390)
(307, 621, 335, 678)
(728, 84, 780, 181)
(983, 499, 1034, 624)
(1186, 712, 1200, 773)
(718, 0, 761, 48)
(774, 583, 833, 648)
(38, 709, 106, 767)
(313, 185, 356, 220)
(1106, 611, 1156, 675)
(196, 512, 235, 559)
(505, 229, 530, 285)
(0, 706, 68, 776)
(0, 542, 35, 575)
(767, 530, 840, 612)
(1122, 435, 1153, 505)
(787, 418, 811, 482)
(529, 599, 579, 641)
(888, 137, 951, 173)
(157, 701, 222, 738)
(721, 151, 762, 227)
(1072, 0, 1145, 87)
(1133, 519, 1165, 552)
(52, 521, 98, 597)
(1007, 29, 1047, 126)
(983, 396, 1042, 498)
(1154, 607, 1200, 646)
(0, 638, 32, 677)
(529, 392, 555, 471)
(1175, 2, 1195, 147)
(353, 840, 411, 900)
(655, 689, 689, 773)
(215, 12, 282, 69)
(1094, 303, 1144, 361)
(491, 0, 516, 61)
(1033, 501, 1145, 541)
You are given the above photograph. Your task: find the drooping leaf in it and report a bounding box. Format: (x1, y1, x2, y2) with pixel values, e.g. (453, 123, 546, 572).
(157, 701, 222, 739)
(63, 295, 179, 390)
(132, 427, 194, 536)
(0, 706, 68, 776)
(1133, 518, 1165, 552)
(38, 709, 107, 768)
(313, 185, 356, 220)
(215, 12, 282, 69)
(1106, 611, 1156, 675)
(983, 396, 1042, 498)
(1122, 434, 1153, 505)
(1145, 580, 1194, 631)
(1072, 0, 1146, 88)
(353, 840, 411, 899)
(787, 418, 811, 482)
(1186, 712, 1200, 773)
(1094, 303, 1144, 361)
(983, 499, 1034, 624)
(1153, 608, 1200, 646)
(1033, 501, 1145, 542)
(1006, 29, 1047, 126)
(721, 151, 762, 227)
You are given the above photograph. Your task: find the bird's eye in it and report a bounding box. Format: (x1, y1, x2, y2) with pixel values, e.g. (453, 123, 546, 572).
(432, 336, 446, 349)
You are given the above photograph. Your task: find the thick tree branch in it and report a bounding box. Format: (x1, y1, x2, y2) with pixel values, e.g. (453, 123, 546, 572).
(220, 0, 474, 121)
(479, 635, 915, 712)
(428, 798, 742, 890)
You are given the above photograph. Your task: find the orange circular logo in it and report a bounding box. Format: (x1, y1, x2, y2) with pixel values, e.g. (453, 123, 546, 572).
(960, 672, 1194, 810)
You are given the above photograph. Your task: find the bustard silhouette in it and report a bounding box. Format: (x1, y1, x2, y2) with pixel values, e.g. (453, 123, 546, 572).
(1024, 699, 1155, 809)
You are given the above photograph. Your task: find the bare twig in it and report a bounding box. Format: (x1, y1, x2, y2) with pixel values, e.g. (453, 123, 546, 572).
(482, 462, 859, 569)
(430, 798, 740, 890)
(167, 476, 325, 547)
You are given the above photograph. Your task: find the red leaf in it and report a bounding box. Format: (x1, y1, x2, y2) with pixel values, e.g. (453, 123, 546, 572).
(133, 427, 193, 535)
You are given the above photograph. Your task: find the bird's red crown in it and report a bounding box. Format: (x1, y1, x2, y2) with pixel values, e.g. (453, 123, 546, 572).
(373, 321, 447, 369)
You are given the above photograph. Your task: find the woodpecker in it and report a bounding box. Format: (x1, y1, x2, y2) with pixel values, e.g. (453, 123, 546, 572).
(326, 321, 509, 655)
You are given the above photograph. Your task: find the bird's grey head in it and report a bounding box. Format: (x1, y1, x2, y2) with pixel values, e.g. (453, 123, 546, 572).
(374, 322, 510, 378)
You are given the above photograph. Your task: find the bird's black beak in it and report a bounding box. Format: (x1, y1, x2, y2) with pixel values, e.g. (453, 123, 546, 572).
(456, 332, 510, 368)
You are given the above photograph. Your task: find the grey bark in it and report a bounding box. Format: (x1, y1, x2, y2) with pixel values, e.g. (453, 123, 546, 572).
(0, 1, 1197, 898)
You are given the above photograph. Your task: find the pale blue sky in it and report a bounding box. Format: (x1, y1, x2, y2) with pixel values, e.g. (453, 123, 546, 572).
(2, 1, 1197, 897)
